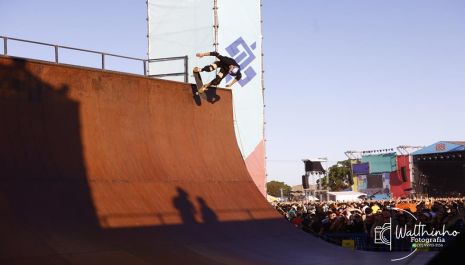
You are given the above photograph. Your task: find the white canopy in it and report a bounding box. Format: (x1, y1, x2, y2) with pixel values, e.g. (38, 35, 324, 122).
(306, 195, 320, 201)
(327, 191, 367, 202)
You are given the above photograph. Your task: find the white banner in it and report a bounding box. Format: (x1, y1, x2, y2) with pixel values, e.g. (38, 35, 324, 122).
(217, 0, 263, 156)
(217, 0, 265, 193)
(148, 0, 215, 82)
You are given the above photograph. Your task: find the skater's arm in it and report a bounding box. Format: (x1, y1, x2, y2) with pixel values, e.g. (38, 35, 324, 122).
(196, 52, 209, 58)
(226, 71, 242, 88)
(196, 52, 220, 58)
(227, 72, 242, 87)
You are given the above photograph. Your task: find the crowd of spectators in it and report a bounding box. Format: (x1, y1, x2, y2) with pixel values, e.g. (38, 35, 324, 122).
(274, 197, 465, 250)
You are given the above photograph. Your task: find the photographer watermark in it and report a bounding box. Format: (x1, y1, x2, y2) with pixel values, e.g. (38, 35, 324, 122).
(373, 207, 460, 262)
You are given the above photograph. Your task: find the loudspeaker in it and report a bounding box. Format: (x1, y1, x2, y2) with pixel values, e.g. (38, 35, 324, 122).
(304, 160, 312, 172)
(401, 167, 407, 182)
(304, 160, 325, 173)
(302, 175, 309, 189)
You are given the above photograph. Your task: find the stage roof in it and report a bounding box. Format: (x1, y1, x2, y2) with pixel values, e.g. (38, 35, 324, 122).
(412, 141, 465, 156)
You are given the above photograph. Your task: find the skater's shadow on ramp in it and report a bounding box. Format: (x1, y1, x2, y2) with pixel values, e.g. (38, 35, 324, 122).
(204, 87, 221, 104)
(191, 84, 221, 106)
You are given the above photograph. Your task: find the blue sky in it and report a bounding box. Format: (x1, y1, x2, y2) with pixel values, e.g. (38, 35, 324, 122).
(1, 0, 464, 186)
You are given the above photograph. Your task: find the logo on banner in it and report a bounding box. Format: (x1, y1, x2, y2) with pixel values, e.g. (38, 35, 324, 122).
(225, 37, 257, 87)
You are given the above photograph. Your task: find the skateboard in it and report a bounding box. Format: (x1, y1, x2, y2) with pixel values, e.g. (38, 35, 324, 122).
(193, 68, 207, 99)
(191, 68, 221, 104)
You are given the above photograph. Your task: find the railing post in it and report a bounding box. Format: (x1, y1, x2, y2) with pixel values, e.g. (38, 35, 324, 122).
(3, 37, 7, 55)
(101, 53, 105, 70)
(143, 60, 147, 76)
(184, 55, 188, 83)
(54, 45, 59, 63)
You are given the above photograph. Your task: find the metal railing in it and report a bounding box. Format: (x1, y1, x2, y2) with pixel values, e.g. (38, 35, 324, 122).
(148, 56, 189, 83)
(0, 35, 188, 82)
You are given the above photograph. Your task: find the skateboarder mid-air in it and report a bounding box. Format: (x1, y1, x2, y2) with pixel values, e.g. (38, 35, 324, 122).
(194, 51, 242, 93)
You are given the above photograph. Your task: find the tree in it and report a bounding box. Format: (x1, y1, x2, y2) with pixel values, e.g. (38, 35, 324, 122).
(266, 181, 291, 197)
(320, 160, 351, 191)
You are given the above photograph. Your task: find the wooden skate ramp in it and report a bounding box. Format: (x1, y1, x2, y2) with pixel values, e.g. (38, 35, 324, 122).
(0, 56, 434, 265)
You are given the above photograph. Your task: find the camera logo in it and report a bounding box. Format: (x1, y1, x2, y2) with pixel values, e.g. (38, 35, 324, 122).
(374, 221, 392, 249)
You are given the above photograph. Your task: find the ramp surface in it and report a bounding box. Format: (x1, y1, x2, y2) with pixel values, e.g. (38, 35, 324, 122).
(0, 56, 434, 265)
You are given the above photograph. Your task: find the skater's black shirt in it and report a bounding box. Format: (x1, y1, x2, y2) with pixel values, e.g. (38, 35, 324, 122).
(209, 52, 242, 80)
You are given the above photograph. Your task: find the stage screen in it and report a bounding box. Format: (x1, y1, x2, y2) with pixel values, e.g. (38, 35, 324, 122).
(352, 162, 369, 175)
(361, 153, 397, 173)
(367, 175, 383, 189)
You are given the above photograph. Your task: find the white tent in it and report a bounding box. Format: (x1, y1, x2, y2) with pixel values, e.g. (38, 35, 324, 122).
(306, 195, 319, 201)
(327, 191, 367, 202)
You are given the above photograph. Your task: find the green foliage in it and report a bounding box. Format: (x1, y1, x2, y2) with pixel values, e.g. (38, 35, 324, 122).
(266, 180, 291, 197)
(320, 159, 351, 191)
